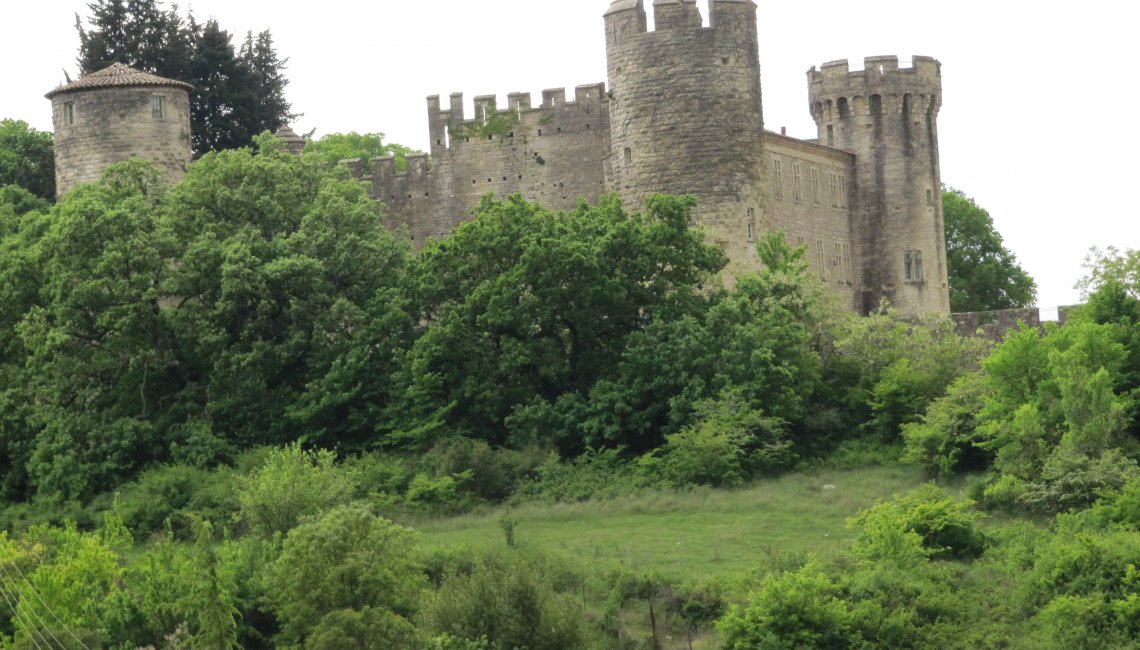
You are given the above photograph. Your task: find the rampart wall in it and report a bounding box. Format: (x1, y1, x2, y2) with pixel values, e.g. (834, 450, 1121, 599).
(350, 85, 611, 243)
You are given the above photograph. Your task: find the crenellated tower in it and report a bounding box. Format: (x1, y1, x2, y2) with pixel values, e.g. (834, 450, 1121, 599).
(604, 0, 766, 276)
(808, 56, 950, 314)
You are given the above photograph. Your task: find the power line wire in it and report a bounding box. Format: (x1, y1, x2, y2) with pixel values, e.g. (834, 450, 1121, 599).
(0, 568, 51, 650)
(3, 554, 92, 650)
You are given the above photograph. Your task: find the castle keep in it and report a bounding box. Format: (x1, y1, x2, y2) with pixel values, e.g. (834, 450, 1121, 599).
(352, 0, 950, 315)
(47, 0, 951, 316)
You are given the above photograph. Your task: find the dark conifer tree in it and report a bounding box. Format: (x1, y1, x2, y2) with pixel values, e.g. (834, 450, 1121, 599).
(75, 0, 294, 156)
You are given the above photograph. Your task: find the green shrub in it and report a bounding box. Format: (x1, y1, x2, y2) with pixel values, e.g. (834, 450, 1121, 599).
(421, 550, 588, 650)
(427, 438, 546, 502)
(115, 463, 240, 539)
(264, 503, 425, 648)
(851, 484, 987, 561)
(902, 371, 992, 477)
(718, 562, 858, 650)
(237, 443, 358, 536)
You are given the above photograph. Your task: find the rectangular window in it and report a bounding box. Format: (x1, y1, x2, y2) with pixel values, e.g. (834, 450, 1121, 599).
(816, 239, 824, 278)
(843, 244, 852, 284)
(792, 163, 802, 203)
(811, 168, 820, 205)
(747, 207, 756, 242)
(65, 102, 75, 126)
(771, 157, 784, 199)
(838, 174, 848, 208)
(624, 147, 632, 165)
(926, 188, 934, 206)
(904, 250, 924, 283)
(151, 97, 165, 120)
(828, 172, 839, 208)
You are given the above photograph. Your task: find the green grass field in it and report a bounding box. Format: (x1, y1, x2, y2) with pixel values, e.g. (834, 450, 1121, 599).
(412, 465, 928, 582)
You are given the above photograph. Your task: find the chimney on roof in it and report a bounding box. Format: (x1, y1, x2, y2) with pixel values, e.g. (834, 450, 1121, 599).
(781, 126, 787, 136)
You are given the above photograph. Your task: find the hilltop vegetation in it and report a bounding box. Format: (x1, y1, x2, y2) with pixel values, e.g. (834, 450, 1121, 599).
(0, 139, 1138, 648)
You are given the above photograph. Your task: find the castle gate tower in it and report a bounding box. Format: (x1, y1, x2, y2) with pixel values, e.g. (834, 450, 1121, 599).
(808, 57, 950, 315)
(46, 63, 193, 198)
(604, 0, 766, 276)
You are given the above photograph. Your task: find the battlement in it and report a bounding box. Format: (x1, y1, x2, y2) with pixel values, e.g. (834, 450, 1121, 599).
(604, 0, 756, 37)
(808, 56, 941, 87)
(339, 154, 434, 185)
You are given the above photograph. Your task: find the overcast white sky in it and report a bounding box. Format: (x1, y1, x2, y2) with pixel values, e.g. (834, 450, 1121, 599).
(3, 0, 1137, 309)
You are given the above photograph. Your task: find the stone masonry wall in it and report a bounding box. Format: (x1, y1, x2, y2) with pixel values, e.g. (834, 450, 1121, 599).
(51, 86, 192, 197)
(358, 86, 611, 244)
(765, 133, 859, 311)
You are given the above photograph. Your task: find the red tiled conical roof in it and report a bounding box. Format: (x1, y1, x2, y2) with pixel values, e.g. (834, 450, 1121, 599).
(46, 63, 194, 99)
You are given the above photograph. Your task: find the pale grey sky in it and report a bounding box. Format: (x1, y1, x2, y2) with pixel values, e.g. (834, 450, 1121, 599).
(3, 1, 1137, 309)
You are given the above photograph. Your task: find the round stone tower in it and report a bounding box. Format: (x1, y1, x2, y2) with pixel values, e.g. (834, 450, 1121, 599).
(808, 56, 950, 315)
(604, 0, 766, 276)
(46, 63, 193, 198)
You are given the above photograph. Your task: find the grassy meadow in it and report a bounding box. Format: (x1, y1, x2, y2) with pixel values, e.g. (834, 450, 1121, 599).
(412, 465, 927, 582)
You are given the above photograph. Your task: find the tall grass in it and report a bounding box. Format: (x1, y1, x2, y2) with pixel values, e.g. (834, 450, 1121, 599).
(412, 465, 926, 581)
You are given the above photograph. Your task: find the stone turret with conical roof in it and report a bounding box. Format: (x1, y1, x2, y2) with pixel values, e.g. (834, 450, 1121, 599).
(46, 63, 194, 197)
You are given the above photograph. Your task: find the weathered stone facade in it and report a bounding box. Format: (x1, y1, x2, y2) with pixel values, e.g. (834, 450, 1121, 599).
(349, 0, 951, 315)
(46, 63, 193, 198)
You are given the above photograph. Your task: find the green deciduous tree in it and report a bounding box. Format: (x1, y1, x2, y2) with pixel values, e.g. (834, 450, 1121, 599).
(0, 119, 55, 201)
(304, 132, 418, 172)
(400, 193, 725, 451)
(263, 503, 425, 649)
(943, 188, 1037, 312)
(1, 136, 409, 501)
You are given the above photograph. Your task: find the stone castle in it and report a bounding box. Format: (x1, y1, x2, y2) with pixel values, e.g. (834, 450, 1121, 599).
(46, 0, 951, 316)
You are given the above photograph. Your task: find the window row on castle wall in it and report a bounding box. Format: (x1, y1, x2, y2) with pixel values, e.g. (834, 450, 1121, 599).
(60, 96, 167, 127)
(771, 156, 846, 209)
(790, 233, 853, 285)
(813, 93, 935, 121)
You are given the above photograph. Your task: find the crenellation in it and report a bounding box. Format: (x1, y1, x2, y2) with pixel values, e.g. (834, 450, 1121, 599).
(575, 83, 606, 103)
(542, 88, 567, 107)
(508, 92, 532, 111)
(652, 0, 701, 30)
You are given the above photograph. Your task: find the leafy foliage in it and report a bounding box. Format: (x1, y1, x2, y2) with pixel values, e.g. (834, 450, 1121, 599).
(0, 119, 55, 201)
(943, 187, 1037, 312)
(263, 503, 425, 649)
(304, 132, 419, 172)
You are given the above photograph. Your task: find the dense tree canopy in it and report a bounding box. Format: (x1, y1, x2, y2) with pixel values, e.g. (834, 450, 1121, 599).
(943, 188, 1037, 312)
(0, 119, 54, 201)
(0, 136, 408, 503)
(76, 0, 295, 156)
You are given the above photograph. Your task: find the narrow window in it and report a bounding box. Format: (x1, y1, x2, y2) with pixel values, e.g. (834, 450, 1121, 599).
(826, 124, 834, 147)
(838, 174, 848, 208)
(816, 239, 825, 278)
(829, 172, 838, 208)
(904, 252, 913, 282)
(913, 251, 924, 282)
(747, 208, 756, 242)
(811, 168, 820, 205)
(65, 102, 76, 126)
(772, 157, 784, 199)
(926, 188, 934, 206)
(624, 147, 632, 165)
(151, 96, 165, 120)
(792, 163, 802, 203)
